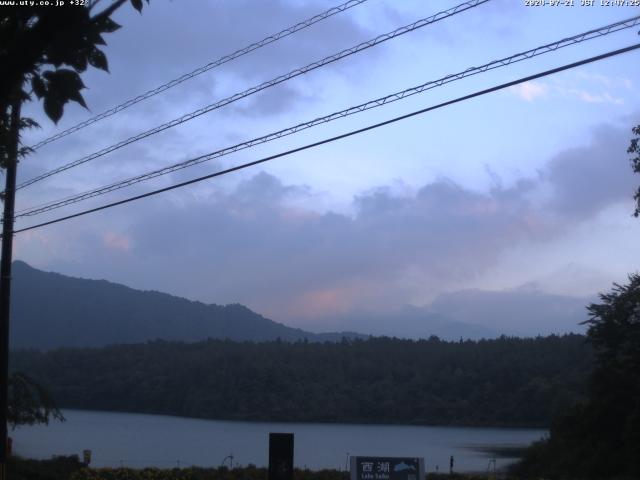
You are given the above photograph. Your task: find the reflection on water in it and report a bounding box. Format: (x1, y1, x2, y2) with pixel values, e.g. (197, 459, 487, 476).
(13, 410, 546, 472)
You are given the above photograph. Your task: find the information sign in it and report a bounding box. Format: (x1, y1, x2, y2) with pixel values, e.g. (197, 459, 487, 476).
(350, 456, 424, 480)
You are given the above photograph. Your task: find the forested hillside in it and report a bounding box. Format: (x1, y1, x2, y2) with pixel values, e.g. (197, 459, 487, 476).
(10, 261, 359, 348)
(12, 335, 591, 427)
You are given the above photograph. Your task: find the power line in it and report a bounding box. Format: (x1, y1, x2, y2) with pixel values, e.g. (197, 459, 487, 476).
(15, 14, 640, 219)
(11, 43, 640, 236)
(15, 0, 489, 191)
(27, 0, 370, 151)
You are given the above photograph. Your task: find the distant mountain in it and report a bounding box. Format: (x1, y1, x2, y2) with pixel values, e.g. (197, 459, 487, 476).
(302, 289, 592, 340)
(9, 261, 593, 349)
(9, 261, 360, 350)
(308, 305, 497, 341)
(429, 288, 593, 337)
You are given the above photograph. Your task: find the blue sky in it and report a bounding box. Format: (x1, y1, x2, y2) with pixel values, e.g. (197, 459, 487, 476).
(12, 0, 640, 331)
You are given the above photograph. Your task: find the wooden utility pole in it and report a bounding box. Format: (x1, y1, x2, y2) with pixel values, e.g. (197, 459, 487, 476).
(0, 97, 21, 479)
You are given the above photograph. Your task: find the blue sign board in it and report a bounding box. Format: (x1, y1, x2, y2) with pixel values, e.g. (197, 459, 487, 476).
(350, 456, 424, 480)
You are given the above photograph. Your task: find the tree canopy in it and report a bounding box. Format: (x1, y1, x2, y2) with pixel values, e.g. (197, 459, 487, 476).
(1, 0, 149, 171)
(7, 372, 64, 429)
(12, 334, 591, 428)
(514, 274, 640, 478)
(1, 0, 148, 118)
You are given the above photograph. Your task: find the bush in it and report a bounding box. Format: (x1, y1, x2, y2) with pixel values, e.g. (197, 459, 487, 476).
(8, 455, 84, 480)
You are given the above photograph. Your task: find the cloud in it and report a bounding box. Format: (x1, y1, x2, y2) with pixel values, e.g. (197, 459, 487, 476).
(19, 0, 372, 180)
(103, 232, 131, 252)
(102, 0, 373, 98)
(17, 171, 545, 321)
(505, 74, 628, 107)
(574, 71, 634, 90)
(548, 71, 632, 106)
(554, 87, 624, 105)
(540, 123, 637, 219)
(428, 288, 591, 336)
(509, 81, 549, 102)
(14, 101, 639, 326)
(578, 91, 623, 105)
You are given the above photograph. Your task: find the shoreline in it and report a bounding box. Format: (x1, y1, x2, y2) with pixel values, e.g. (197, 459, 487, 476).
(46, 407, 552, 431)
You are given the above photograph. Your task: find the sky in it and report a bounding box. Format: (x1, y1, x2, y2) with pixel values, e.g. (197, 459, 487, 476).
(11, 0, 640, 333)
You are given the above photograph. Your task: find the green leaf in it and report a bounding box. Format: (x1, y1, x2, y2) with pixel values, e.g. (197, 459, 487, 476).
(31, 76, 46, 98)
(8, 372, 65, 428)
(66, 49, 89, 72)
(86, 29, 107, 46)
(130, 0, 143, 12)
(19, 118, 40, 130)
(95, 16, 121, 33)
(88, 47, 109, 72)
(43, 69, 89, 114)
(68, 89, 88, 109)
(43, 95, 64, 124)
(45, 68, 86, 92)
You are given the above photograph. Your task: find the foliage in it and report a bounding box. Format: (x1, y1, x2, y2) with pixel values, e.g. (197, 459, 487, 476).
(7, 372, 64, 428)
(12, 335, 591, 428)
(629, 125, 640, 217)
(70, 465, 272, 480)
(67, 466, 497, 480)
(8, 455, 84, 480)
(6, 461, 499, 480)
(0, 0, 149, 169)
(512, 274, 640, 478)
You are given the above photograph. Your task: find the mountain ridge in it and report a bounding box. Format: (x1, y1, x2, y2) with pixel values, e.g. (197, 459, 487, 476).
(10, 261, 591, 349)
(9, 260, 361, 349)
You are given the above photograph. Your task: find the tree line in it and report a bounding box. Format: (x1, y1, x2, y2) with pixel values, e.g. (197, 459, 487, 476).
(11, 334, 590, 428)
(512, 274, 640, 478)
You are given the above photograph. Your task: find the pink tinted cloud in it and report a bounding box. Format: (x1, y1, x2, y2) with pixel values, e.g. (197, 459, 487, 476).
(103, 232, 131, 252)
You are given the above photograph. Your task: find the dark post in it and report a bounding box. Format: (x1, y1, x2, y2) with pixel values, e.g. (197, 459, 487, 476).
(0, 98, 21, 479)
(268, 433, 294, 480)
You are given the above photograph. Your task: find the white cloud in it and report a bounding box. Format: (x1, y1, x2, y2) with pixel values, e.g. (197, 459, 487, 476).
(509, 81, 549, 102)
(555, 87, 624, 105)
(575, 71, 634, 91)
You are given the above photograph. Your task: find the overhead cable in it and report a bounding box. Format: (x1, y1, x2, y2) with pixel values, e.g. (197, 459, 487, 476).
(11, 42, 640, 235)
(15, 0, 489, 191)
(27, 0, 370, 150)
(15, 14, 640, 218)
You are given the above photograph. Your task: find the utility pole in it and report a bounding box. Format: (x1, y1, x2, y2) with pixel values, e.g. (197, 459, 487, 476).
(0, 96, 21, 479)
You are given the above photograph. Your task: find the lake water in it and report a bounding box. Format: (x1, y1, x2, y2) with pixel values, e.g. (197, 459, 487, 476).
(12, 410, 545, 473)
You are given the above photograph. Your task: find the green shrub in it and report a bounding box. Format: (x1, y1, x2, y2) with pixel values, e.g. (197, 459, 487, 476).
(8, 455, 84, 480)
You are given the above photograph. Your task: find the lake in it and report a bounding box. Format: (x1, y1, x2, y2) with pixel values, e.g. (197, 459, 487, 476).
(12, 410, 545, 473)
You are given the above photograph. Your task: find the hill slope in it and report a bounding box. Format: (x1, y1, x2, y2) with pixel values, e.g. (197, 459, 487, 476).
(9, 261, 355, 349)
